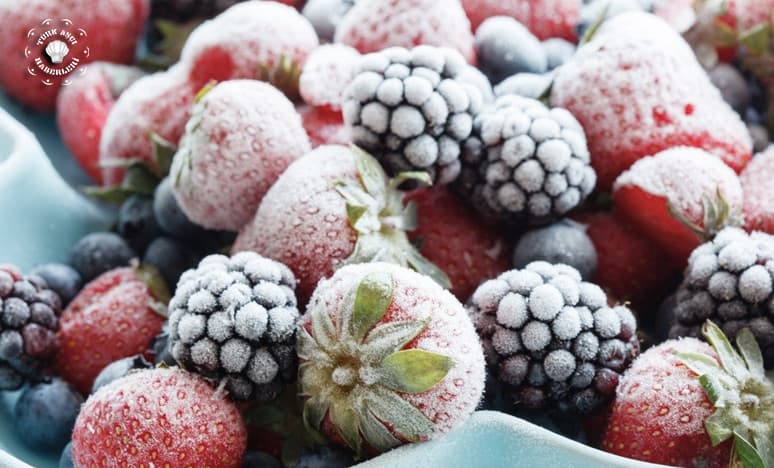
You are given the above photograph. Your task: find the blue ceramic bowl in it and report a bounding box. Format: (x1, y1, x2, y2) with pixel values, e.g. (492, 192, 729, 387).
(4, 91, 762, 468)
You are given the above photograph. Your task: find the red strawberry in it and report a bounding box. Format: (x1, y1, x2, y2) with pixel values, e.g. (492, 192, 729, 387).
(461, 0, 580, 41)
(53, 267, 167, 394)
(551, 12, 752, 190)
(603, 322, 773, 467)
(0, 0, 148, 111)
(170, 80, 310, 231)
(233, 145, 449, 305)
(741, 146, 774, 234)
(298, 105, 352, 148)
(72, 367, 246, 467)
(405, 186, 510, 301)
(56, 62, 144, 185)
(298, 262, 485, 456)
(573, 211, 679, 311)
(334, 0, 476, 64)
(99, 66, 197, 186)
(180, 1, 319, 90)
(612, 147, 743, 268)
(299, 44, 360, 111)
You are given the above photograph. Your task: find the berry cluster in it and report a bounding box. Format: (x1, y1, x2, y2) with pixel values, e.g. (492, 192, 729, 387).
(0, 267, 62, 390)
(344, 46, 484, 184)
(468, 262, 639, 413)
(457, 95, 596, 224)
(168, 252, 300, 401)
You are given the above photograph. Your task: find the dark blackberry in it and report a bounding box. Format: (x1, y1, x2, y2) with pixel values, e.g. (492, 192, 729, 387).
(0, 266, 62, 391)
(456, 95, 596, 225)
(343, 45, 485, 185)
(670, 227, 774, 368)
(168, 252, 300, 401)
(467, 261, 639, 414)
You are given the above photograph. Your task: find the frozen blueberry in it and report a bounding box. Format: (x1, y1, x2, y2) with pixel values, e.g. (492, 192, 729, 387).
(14, 378, 84, 451)
(475, 17, 547, 84)
(748, 123, 769, 154)
(143, 237, 198, 287)
(242, 451, 283, 468)
(302, 0, 354, 41)
(542, 39, 575, 70)
(577, 0, 645, 38)
(59, 441, 74, 468)
(708, 64, 750, 114)
(91, 355, 152, 394)
(494, 73, 553, 99)
(153, 177, 206, 239)
(513, 221, 597, 279)
(290, 445, 355, 468)
(69, 232, 136, 282)
(29, 264, 82, 306)
(117, 195, 162, 253)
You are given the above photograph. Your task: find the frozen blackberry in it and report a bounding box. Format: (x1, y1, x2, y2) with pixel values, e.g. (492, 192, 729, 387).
(670, 227, 774, 368)
(467, 261, 639, 413)
(0, 266, 62, 391)
(167, 252, 300, 401)
(456, 95, 596, 225)
(343, 45, 485, 185)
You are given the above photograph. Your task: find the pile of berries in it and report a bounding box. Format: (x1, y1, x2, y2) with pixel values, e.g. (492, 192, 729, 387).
(1, 0, 774, 467)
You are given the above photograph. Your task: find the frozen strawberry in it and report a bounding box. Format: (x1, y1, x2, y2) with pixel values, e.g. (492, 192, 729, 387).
(99, 66, 197, 185)
(574, 211, 679, 311)
(299, 44, 360, 111)
(334, 0, 475, 64)
(233, 145, 449, 305)
(298, 262, 485, 456)
(298, 105, 352, 148)
(740, 146, 774, 234)
(405, 187, 510, 301)
(461, 0, 580, 41)
(53, 267, 167, 394)
(72, 367, 246, 467)
(180, 1, 319, 90)
(652, 0, 695, 33)
(56, 62, 145, 185)
(603, 323, 773, 467)
(0, 0, 148, 111)
(551, 12, 752, 190)
(170, 80, 310, 231)
(721, 0, 774, 32)
(613, 147, 744, 268)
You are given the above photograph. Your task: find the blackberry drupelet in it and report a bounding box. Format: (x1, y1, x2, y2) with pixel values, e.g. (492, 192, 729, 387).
(467, 261, 639, 413)
(670, 227, 774, 368)
(456, 95, 596, 225)
(343, 45, 485, 185)
(0, 266, 62, 390)
(167, 252, 300, 401)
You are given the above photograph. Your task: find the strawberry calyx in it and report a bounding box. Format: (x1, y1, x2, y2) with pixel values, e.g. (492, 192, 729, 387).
(675, 321, 774, 468)
(298, 271, 453, 458)
(668, 187, 744, 242)
(335, 146, 451, 290)
(86, 132, 176, 202)
(257, 54, 302, 102)
(133, 263, 171, 318)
